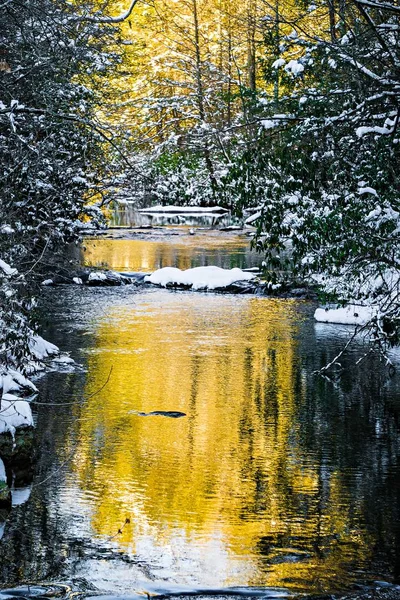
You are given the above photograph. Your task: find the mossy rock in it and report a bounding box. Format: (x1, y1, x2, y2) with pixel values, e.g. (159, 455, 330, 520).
(0, 428, 35, 465)
(0, 481, 11, 508)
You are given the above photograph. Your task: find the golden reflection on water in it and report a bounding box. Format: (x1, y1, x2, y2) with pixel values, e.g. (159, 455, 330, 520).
(73, 291, 371, 591)
(82, 236, 257, 272)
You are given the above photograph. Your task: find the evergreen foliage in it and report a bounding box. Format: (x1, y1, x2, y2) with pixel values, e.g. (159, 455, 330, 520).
(250, 0, 400, 346)
(0, 0, 122, 368)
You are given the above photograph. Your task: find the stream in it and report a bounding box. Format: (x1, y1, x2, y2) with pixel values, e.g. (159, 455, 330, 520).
(1, 230, 400, 598)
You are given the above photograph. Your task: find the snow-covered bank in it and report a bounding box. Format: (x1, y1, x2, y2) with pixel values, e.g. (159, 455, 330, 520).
(314, 305, 376, 326)
(0, 334, 74, 447)
(0, 335, 59, 396)
(144, 266, 256, 291)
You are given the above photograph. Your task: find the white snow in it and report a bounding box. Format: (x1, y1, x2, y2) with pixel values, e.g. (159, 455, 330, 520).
(356, 125, 392, 137)
(73, 277, 83, 285)
(314, 304, 375, 326)
(0, 399, 34, 436)
(0, 369, 38, 395)
(89, 272, 107, 281)
(358, 186, 378, 196)
(261, 120, 279, 130)
(145, 266, 256, 290)
(0, 259, 18, 277)
(2, 393, 24, 402)
(11, 486, 32, 506)
(41, 279, 54, 286)
(52, 355, 75, 364)
(0, 225, 14, 235)
(0, 458, 6, 483)
(272, 58, 286, 69)
(285, 60, 304, 76)
(28, 335, 59, 360)
(245, 211, 261, 225)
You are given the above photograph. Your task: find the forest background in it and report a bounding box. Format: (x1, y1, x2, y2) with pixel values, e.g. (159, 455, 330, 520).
(0, 0, 399, 373)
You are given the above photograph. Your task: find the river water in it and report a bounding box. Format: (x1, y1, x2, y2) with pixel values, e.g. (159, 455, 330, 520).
(1, 232, 400, 597)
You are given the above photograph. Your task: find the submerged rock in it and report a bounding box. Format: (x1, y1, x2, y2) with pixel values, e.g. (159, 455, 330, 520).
(130, 410, 186, 418)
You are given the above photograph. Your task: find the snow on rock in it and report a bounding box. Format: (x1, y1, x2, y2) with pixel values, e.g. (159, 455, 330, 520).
(145, 266, 256, 290)
(88, 271, 107, 282)
(314, 305, 375, 326)
(41, 279, 54, 286)
(0, 399, 34, 436)
(28, 335, 59, 360)
(51, 355, 75, 364)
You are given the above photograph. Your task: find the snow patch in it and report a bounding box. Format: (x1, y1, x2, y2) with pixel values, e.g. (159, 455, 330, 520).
(51, 355, 75, 364)
(89, 272, 107, 282)
(314, 305, 375, 326)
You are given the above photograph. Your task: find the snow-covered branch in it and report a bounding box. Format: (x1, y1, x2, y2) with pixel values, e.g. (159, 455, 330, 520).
(76, 0, 141, 23)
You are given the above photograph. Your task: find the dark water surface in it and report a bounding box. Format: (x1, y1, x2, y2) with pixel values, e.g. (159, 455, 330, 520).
(1, 235, 400, 597)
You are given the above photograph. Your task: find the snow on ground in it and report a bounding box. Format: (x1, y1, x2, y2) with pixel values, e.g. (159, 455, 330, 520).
(314, 304, 375, 326)
(145, 266, 256, 290)
(138, 205, 229, 214)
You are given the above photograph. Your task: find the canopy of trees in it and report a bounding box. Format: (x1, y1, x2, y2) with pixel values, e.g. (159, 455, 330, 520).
(1, 0, 399, 371)
(115, 0, 400, 351)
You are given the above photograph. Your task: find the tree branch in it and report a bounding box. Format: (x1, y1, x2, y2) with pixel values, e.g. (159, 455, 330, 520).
(77, 0, 141, 23)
